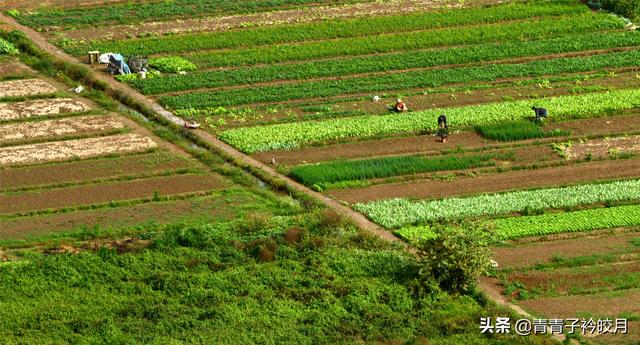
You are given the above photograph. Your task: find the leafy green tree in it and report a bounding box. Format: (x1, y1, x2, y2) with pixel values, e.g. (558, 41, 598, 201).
(590, 0, 640, 19)
(416, 224, 492, 294)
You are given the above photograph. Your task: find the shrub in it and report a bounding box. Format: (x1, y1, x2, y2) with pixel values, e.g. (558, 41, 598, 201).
(149, 56, 196, 74)
(590, 0, 640, 19)
(416, 225, 492, 294)
(0, 38, 19, 55)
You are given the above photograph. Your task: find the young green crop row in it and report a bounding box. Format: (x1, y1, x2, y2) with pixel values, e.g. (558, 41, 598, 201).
(289, 152, 511, 188)
(217, 86, 640, 154)
(396, 204, 640, 244)
(490, 204, 640, 240)
(131, 31, 640, 95)
(16, 0, 361, 28)
(65, 2, 590, 56)
(475, 121, 569, 141)
(186, 12, 621, 68)
(161, 48, 640, 110)
(354, 179, 640, 229)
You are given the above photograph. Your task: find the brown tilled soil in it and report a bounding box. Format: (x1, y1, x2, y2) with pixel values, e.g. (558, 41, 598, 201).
(492, 230, 640, 270)
(0, 174, 225, 214)
(2, 0, 145, 10)
(0, 58, 34, 77)
(329, 158, 640, 203)
(507, 261, 640, 297)
(0, 151, 200, 191)
(53, 0, 504, 40)
(517, 289, 640, 319)
(567, 135, 640, 160)
(256, 113, 640, 166)
(0, 193, 256, 240)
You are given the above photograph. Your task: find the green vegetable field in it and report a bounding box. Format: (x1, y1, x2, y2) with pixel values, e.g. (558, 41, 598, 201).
(6, 0, 640, 342)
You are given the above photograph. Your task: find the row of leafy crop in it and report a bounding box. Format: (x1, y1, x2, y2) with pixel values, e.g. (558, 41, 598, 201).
(65, 2, 590, 56)
(490, 204, 640, 240)
(184, 12, 622, 68)
(354, 179, 640, 229)
(396, 204, 640, 244)
(14, 0, 364, 28)
(289, 152, 512, 188)
(161, 48, 640, 109)
(215, 84, 640, 154)
(131, 31, 640, 94)
(475, 120, 570, 141)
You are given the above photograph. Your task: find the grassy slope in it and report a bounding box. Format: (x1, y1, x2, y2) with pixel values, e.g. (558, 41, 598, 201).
(0, 210, 547, 344)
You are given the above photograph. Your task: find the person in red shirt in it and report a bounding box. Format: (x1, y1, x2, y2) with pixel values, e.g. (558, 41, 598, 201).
(394, 98, 408, 112)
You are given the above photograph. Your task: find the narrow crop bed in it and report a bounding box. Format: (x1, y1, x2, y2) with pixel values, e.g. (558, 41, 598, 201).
(162, 49, 640, 108)
(490, 204, 640, 240)
(16, 0, 369, 28)
(66, 2, 590, 56)
(476, 120, 569, 141)
(0, 78, 56, 98)
(184, 12, 621, 68)
(134, 31, 640, 94)
(0, 133, 157, 165)
(354, 179, 640, 229)
(289, 152, 511, 188)
(0, 98, 91, 121)
(0, 115, 125, 144)
(218, 88, 640, 153)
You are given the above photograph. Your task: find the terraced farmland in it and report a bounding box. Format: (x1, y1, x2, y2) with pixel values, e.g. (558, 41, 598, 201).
(0, 56, 230, 235)
(5, 0, 640, 343)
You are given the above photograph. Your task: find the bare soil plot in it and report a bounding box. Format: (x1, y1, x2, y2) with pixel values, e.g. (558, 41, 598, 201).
(329, 158, 640, 203)
(492, 230, 640, 270)
(566, 135, 640, 160)
(0, 133, 157, 166)
(2, 0, 144, 10)
(0, 59, 33, 77)
(0, 78, 56, 98)
(507, 261, 640, 297)
(517, 288, 640, 319)
(256, 114, 640, 166)
(0, 174, 225, 215)
(0, 115, 124, 144)
(0, 193, 254, 240)
(0, 98, 91, 121)
(60, 0, 505, 42)
(0, 150, 200, 191)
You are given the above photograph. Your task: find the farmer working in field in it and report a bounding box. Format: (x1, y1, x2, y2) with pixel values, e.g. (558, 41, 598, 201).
(532, 106, 548, 121)
(394, 98, 408, 112)
(437, 113, 449, 143)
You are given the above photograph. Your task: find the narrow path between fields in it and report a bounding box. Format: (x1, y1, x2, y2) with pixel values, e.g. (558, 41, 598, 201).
(0, 14, 566, 341)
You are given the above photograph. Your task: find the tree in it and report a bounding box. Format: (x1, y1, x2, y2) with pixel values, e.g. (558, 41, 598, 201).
(416, 224, 492, 295)
(589, 0, 640, 19)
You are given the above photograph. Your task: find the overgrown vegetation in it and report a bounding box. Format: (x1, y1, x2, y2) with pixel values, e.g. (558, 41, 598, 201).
(476, 120, 569, 141)
(0, 211, 546, 344)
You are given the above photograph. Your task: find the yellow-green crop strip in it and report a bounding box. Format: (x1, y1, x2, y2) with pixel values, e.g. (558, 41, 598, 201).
(219, 88, 640, 153)
(354, 179, 640, 229)
(489, 204, 640, 240)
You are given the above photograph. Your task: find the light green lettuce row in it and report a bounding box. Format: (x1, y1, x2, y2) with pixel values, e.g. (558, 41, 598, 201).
(490, 204, 640, 240)
(354, 179, 640, 229)
(396, 204, 640, 244)
(219, 88, 640, 153)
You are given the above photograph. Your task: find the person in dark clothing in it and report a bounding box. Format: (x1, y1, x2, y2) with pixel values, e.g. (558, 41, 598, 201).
(437, 113, 448, 143)
(532, 106, 548, 121)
